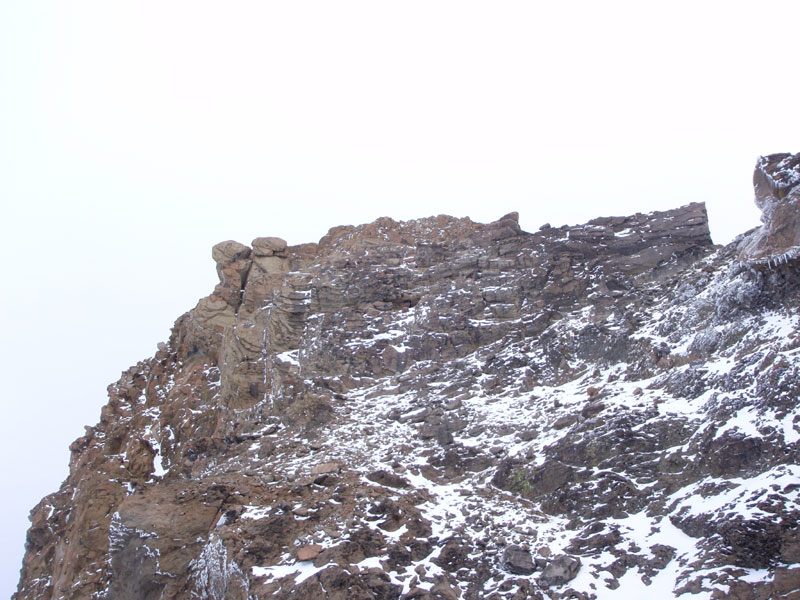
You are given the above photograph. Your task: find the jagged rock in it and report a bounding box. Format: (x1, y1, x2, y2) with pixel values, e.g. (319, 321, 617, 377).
(538, 554, 581, 587)
(580, 401, 605, 419)
(210, 240, 252, 309)
(502, 545, 536, 575)
(15, 182, 800, 600)
(739, 152, 800, 266)
(553, 414, 577, 429)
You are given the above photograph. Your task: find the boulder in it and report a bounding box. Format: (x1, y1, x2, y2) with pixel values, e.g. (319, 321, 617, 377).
(539, 554, 581, 587)
(581, 401, 606, 419)
(502, 545, 535, 575)
(296, 544, 323, 561)
(310, 462, 340, 476)
(252, 236, 288, 256)
(366, 470, 409, 489)
(212, 240, 251, 265)
(553, 414, 577, 429)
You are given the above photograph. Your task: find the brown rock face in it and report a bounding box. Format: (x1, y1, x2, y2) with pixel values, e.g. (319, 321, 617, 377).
(296, 545, 322, 562)
(739, 152, 800, 266)
(15, 191, 800, 599)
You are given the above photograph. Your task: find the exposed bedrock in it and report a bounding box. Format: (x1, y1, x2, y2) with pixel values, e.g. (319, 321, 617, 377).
(739, 152, 800, 267)
(15, 162, 800, 600)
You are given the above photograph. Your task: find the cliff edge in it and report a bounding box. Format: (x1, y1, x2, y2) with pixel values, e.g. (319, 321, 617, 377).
(15, 157, 800, 599)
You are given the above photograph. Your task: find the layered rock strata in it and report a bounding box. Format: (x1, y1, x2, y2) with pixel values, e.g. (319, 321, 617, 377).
(15, 156, 800, 599)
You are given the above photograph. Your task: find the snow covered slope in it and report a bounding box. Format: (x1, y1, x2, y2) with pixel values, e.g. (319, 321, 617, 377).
(14, 154, 800, 599)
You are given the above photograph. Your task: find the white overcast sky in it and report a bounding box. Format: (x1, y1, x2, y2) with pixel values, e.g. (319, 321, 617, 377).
(1, 1, 799, 595)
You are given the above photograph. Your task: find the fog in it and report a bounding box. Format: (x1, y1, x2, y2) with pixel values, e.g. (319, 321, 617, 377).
(1, 1, 798, 596)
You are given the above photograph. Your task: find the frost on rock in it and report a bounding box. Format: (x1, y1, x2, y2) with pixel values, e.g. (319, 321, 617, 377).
(740, 151, 800, 267)
(107, 512, 163, 600)
(189, 535, 249, 600)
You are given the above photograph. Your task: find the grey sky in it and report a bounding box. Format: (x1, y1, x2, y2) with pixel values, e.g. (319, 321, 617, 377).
(1, 1, 799, 596)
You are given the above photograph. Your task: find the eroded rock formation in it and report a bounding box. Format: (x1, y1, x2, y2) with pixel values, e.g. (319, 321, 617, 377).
(14, 156, 800, 599)
(739, 151, 800, 267)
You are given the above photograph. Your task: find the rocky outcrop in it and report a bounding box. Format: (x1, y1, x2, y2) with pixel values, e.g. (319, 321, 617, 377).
(739, 152, 800, 266)
(14, 163, 800, 600)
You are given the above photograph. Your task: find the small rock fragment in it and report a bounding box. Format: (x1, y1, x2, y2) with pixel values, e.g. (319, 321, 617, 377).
(310, 462, 340, 476)
(296, 544, 323, 561)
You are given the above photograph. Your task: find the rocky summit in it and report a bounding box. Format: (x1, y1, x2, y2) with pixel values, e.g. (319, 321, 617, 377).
(15, 153, 800, 600)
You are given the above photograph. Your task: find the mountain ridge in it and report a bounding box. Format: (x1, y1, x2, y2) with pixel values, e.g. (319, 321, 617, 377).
(15, 153, 800, 599)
